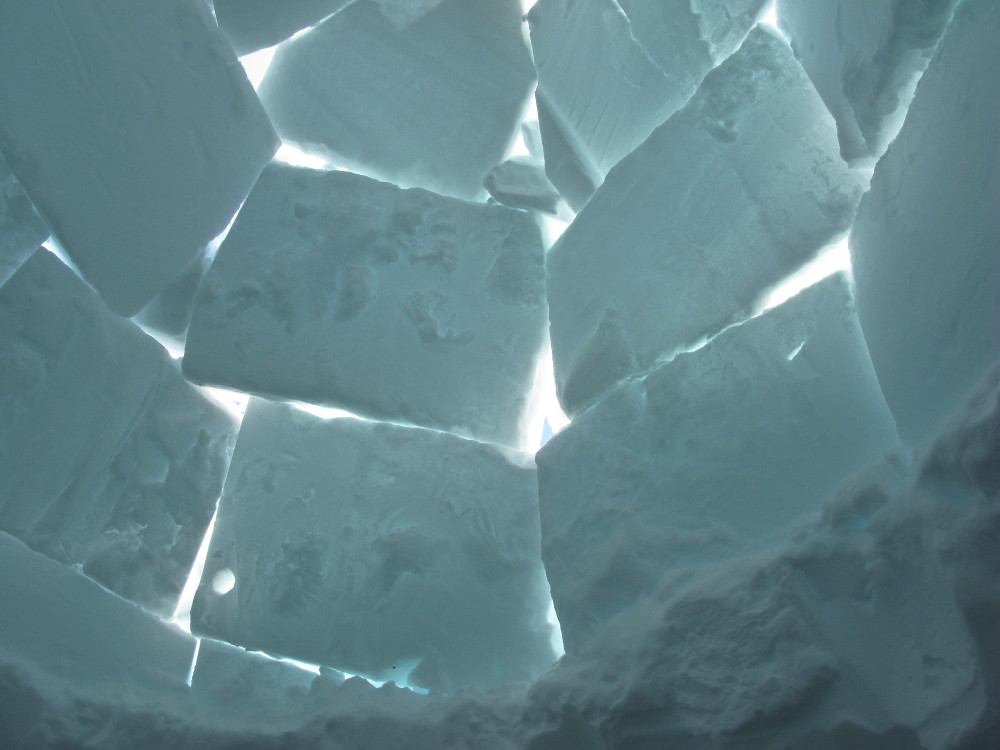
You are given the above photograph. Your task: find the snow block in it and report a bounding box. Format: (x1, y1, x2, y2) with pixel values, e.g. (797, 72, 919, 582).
(528, 0, 765, 209)
(0, 251, 237, 616)
(849, 0, 1000, 448)
(536, 275, 899, 650)
(191, 399, 557, 693)
(547, 28, 868, 416)
(0, 155, 48, 288)
(483, 157, 562, 215)
(777, 0, 960, 165)
(257, 0, 534, 201)
(0, 530, 195, 694)
(0, 0, 279, 316)
(184, 164, 547, 449)
(212, 0, 354, 56)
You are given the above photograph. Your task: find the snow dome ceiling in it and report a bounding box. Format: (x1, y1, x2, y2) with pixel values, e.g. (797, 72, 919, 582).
(0, 0, 997, 748)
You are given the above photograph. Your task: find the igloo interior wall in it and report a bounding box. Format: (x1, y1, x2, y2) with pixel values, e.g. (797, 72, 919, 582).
(0, 1, 997, 748)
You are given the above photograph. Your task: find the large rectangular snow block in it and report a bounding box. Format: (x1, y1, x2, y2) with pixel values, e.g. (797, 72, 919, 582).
(0, 531, 195, 694)
(191, 399, 557, 694)
(0, 251, 237, 616)
(546, 28, 867, 416)
(184, 164, 547, 448)
(528, 0, 764, 209)
(0, 154, 48, 287)
(257, 0, 534, 200)
(776, 0, 960, 165)
(849, 0, 999, 448)
(0, 0, 279, 316)
(536, 275, 899, 650)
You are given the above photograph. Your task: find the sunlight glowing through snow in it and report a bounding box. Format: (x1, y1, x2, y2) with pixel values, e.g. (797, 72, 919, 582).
(239, 46, 276, 91)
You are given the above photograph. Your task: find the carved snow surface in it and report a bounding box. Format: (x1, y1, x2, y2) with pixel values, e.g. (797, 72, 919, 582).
(257, 0, 534, 201)
(0, 154, 47, 287)
(212, 0, 354, 56)
(0, 251, 237, 616)
(191, 400, 557, 694)
(547, 28, 867, 416)
(528, 0, 765, 209)
(0, 0, 278, 316)
(777, 0, 961, 165)
(849, 0, 1000, 449)
(537, 275, 899, 650)
(184, 164, 547, 448)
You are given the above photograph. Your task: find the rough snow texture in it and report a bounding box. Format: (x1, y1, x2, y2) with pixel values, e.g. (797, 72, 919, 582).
(537, 275, 899, 650)
(777, 0, 960, 165)
(0, 531, 195, 697)
(547, 28, 868, 416)
(0, 0, 278, 316)
(185, 164, 547, 448)
(212, 0, 354, 55)
(0, 155, 47, 288)
(191, 638, 327, 716)
(850, 0, 999, 448)
(529, 0, 765, 209)
(3, 366, 997, 749)
(0, 251, 237, 616)
(484, 157, 562, 215)
(191, 400, 557, 694)
(257, 0, 534, 201)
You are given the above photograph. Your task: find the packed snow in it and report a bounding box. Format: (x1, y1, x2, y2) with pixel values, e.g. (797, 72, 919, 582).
(0, 0, 996, 747)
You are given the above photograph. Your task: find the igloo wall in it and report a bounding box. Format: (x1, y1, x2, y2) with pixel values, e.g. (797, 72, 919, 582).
(0, 1, 997, 748)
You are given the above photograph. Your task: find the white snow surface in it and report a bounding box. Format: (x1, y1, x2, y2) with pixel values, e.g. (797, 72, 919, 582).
(537, 274, 899, 650)
(0, 251, 237, 616)
(849, 0, 1000, 449)
(0, 0, 278, 316)
(184, 164, 547, 449)
(257, 0, 535, 201)
(776, 0, 960, 165)
(0, 155, 48, 288)
(191, 399, 558, 694)
(547, 27, 868, 416)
